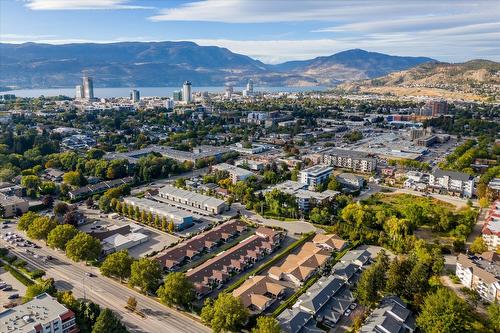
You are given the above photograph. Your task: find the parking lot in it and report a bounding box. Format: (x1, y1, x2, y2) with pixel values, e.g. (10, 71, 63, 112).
(0, 267, 27, 307)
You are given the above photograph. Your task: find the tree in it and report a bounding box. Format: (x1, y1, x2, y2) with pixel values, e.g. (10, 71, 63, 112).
(27, 216, 57, 241)
(63, 210, 80, 226)
(129, 258, 162, 294)
(470, 236, 487, 254)
(201, 293, 249, 333)
(99, 195, 112, 213)
(47, 224, 78, 250)
(355, 252, 388, 306)
(63, 171, 86, 187)
(126, 297, 137, 311)
(18, 211, 40, 231)
(85, 197, 94, 208)
(92, 308, 128, 333)
(41, 195, 54, 207)
(54, 202, 70, 216)
(327, 175, 341, 191)
(417, 288, 473, 333)
(21, 175, 41, 196)
(100, 250, 134, 281)
(24, 278, 56, 302)
(157, 272, 194, 308)
(487, 302, 500, 332)
(385, 257, 411, 296)
(65, 232, 102, 262)
(168, 220, 175, 233)
(40, 181, 57, 195)
(252, 316, 281, 333)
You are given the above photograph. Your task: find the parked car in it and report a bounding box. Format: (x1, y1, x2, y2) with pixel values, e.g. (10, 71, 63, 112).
(344, 309, 351, 316)
(3, 286, 12, 291)
(85, 272, 95, 277)
(349, 303, 358, 310)
(7, 294, 19, 299)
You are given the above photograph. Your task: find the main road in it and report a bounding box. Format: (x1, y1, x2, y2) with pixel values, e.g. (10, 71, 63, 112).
(0, 233, 210, 333)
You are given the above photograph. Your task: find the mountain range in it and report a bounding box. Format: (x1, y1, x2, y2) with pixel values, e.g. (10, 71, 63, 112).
(338, 59, 500, 102)
(0, 41, 435, 89)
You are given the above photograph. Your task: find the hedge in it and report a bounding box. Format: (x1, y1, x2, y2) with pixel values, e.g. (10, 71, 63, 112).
(3, 263, 35, 286)
(225, 231, 315, 293)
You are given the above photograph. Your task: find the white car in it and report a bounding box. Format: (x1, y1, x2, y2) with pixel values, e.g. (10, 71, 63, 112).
(344, 309, 351, 317)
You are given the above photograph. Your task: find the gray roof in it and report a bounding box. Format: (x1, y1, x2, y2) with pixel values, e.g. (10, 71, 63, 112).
(278, 308, 320, 333)
(299, 276, 345, 313)
(432, 169, 472, 181)
(340, 249, 371, 266)
(360, 296, 416, 333)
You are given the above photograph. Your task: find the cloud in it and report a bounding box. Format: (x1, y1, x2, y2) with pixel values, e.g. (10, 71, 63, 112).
(25, 0, 152, 10)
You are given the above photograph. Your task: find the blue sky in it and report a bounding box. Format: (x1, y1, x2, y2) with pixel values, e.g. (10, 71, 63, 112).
(1, 0, 499, 63)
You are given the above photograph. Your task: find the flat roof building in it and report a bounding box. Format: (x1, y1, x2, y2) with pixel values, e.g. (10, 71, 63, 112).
(0, 293, 78, 333)
(300, 165, 334, 188)
(158, 185, 227, 215)
(0, 194, 29, 218)
(211, 163, 255, 184)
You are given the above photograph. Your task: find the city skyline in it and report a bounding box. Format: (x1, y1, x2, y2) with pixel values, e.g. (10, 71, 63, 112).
(0, 0, 499, 63)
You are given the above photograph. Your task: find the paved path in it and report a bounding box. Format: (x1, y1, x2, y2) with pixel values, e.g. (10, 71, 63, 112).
(0, 233, 209, 333)
(467, 208, 486, 246)
(440, 275, 487, 316)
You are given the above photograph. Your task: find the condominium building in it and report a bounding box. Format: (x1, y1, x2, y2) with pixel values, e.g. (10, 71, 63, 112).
(211, 163, 255, 184)
(482, 200, 500, 251)
(456, 253, 500, 302)
(428, 169, 474, 198)
(0, 194, 29, 218)
(158, 185, 227, 215)
(299, 165, 334, 187)
(322, 148, 376, 173)
(0, 293, 78, 333)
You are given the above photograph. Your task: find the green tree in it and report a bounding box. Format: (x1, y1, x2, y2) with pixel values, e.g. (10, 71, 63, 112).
(470, 236, 487, 254)
(487, 302, 500, 332)
(168, 220, 175, 233)
(53, 202, 70, 216)
(417, 288, 473, 333)
(91, 308, 128, 333)
(201, 293, 249, 333)
(63, 171, 87, 187)
(100, 250, 134, 281)
(27, 216, 57, 241)
(385, 257, 411, 296)
(327, 175, 341, 191)
(65, 232, 102, 262)
(21, 175, 41, 196)
(18, 211, 40, 231)
(129, 258, 162, 294)
(99, 195, 112, 213)
(157, 272, 194, 308)
(24, 278, 56, 302)
(47, 224, 78, 250)
(252, 316, 281, 333)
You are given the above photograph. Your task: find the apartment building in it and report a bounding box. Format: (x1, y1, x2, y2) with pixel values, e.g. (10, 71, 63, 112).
(158, 185, 227, 215)
(428, 169, 474, 198)
(211, 163, 255, 184)
(68, 176, 134, 200)
(482, 200, 500, 251)
(0, 293, 78, 333)
(456, 253, 500, 302)
(299, 165, 334, 188)
(322, 148, 376, 173)
(0, 194, 29, 218)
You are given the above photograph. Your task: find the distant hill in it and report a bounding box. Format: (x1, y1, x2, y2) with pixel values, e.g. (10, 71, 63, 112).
(338, 59, 500, 102)
(0, 42, 435, 89)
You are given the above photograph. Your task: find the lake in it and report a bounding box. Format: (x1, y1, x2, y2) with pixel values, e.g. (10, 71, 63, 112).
(2, 86, 329, 98)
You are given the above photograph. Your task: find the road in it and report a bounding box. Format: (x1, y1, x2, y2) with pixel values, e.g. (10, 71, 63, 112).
(0, 233, 210, 333)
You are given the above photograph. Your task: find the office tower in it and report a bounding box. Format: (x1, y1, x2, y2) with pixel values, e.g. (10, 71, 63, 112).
(173, 90, 182, 101)
(130, 89, 140, 102)
(75, 85, 84, 99)
(165, 98, 174, 109)
(225, 85, 233, 99)
(182, 81, 192, 103)
(82, 75, 94, 100)
(246, 79, 253, 94)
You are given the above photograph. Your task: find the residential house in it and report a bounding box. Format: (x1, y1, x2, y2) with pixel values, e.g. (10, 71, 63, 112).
(232, 275, 286, 314)
(360, 296, 416, 333)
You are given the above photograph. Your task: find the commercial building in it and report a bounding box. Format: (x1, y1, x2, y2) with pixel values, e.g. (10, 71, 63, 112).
(75, 85, 83, 99)
(359, 296, 416, 333)
(186, 227, 283, 298)
(156, 220, 248, 271)
(428, 169, 474, 198)
(427, 100, 448, 116)
(211, 163, 254, 184)
(243, 79, 254, 97)
(299, 165, 334, 188)
(173, 90, 182, 101)
(61, 134, 96, 150)
(123, 196, 194, 230)
(158, 185, 227, 215)
(322, 148, 376, 173)
(336, 173, 365, 191)
(68, 176, 134, 200)
(182, 81, 192, 103)
(230, 142, 269, 155)
(235, 158, 265, 171)
(482, 200, 500, 251)
(101, 231, 149, 255)
(0, 293, 78, 333)
(456, 253, 500, 302)
(0, 194, 29, 218)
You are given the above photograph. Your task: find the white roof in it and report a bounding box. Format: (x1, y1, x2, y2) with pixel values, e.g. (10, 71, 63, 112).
(159, 185, 226, 209)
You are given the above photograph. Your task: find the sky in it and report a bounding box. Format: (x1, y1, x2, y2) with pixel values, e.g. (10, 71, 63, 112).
(1, 0, 499, 64)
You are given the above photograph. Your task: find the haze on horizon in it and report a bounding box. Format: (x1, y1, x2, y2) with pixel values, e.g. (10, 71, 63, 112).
(0, 0, 499, 64)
